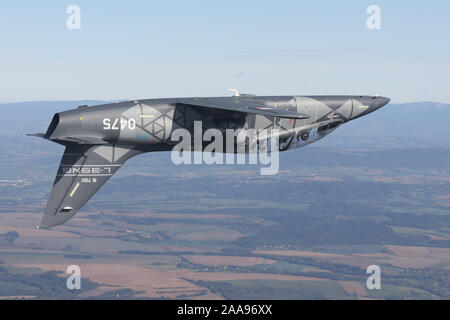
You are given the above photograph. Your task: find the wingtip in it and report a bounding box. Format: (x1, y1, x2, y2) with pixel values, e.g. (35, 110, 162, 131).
(27, 133, 45, 138)
(36, 222, 52, 230)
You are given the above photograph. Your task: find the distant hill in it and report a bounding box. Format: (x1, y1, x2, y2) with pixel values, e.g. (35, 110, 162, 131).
(321, 101, 450, 149)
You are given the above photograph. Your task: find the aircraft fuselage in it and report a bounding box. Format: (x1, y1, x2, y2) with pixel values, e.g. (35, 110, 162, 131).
(32, 94, 390, 227)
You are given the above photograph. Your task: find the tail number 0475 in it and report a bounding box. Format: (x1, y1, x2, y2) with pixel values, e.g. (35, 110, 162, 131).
(103, 118, 136, 130)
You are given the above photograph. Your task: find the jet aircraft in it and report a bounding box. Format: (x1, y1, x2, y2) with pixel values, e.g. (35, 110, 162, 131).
(29, 91, 390, 227)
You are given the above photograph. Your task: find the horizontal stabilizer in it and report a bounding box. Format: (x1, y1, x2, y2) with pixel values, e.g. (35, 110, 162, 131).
(60, 136, 108, 144)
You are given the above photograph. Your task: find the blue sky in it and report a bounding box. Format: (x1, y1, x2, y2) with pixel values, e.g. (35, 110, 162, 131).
(0, 0, 449, 103)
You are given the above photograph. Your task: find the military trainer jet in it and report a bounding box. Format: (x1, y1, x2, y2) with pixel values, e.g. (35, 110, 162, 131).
(29, 91, 390, 227)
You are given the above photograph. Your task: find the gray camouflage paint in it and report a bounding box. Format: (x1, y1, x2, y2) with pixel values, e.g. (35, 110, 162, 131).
(32, 94, 390, 227)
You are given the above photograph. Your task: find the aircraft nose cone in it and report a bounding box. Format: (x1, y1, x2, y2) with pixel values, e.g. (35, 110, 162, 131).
(372, 96, 390, 111)
(349, 96, 390, 121)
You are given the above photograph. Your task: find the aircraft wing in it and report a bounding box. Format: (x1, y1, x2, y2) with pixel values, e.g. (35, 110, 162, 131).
(39, 143, 141, 228)
(175, 99, 310, 119)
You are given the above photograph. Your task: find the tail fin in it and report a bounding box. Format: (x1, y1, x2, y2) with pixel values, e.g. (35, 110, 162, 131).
(39, 143, 141, 228)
